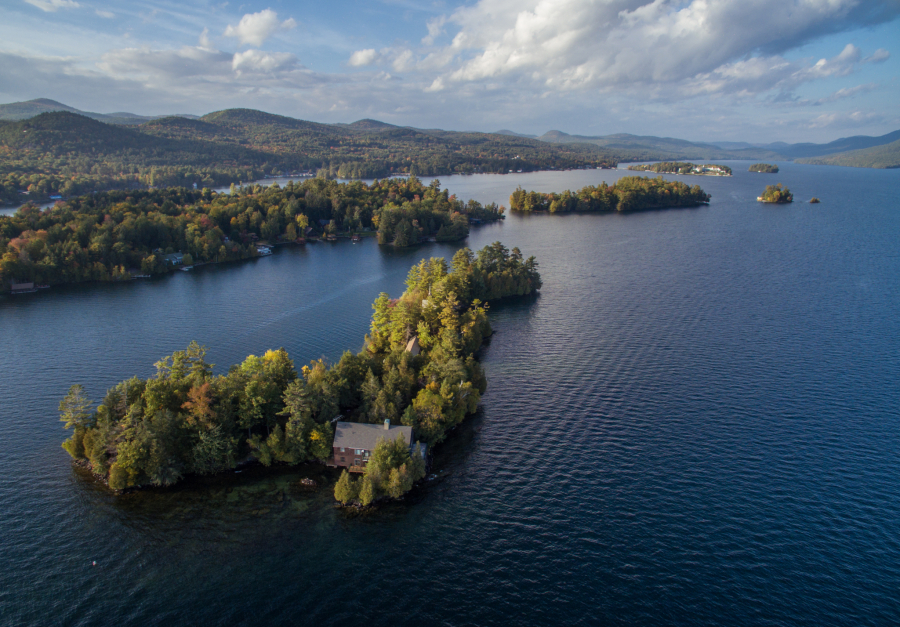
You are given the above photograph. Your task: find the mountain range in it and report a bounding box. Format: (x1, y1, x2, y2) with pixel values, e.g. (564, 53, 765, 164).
(1, 98, 897, 190)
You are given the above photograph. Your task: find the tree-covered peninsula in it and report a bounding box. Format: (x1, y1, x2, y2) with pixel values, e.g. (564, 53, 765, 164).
(0, 177, 502, 291)
(60, 242, 541, 499)
(627, 162, 732, 176)
(508, 176, 710, 213)
(749, 163, 779, 173)
(757, 184, 793, 203)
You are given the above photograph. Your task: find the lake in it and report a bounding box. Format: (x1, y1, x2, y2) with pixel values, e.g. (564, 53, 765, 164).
(1, 164, 899, 626)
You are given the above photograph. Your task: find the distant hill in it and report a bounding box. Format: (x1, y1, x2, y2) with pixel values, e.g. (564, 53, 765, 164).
(796, 139, 900, 169)
(761, 130, 900, 159)
(536, 130, 780, 161)
(0, 98, 198, 126)
(494, 129, 538, 138)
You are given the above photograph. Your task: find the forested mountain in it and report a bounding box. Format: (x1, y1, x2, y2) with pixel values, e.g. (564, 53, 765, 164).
(796, 139, 900, 169)
(0, 109, 617, 205)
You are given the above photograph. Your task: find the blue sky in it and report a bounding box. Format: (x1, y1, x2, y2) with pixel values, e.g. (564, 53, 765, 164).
(1, 0, 898, 142)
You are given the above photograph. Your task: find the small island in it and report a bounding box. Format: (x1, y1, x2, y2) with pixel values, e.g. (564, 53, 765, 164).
(749, 163, 779, 173)
(60, 242, 541, 506)
(627, 162, 732, 176)
(509, 176, 710, 213)
(757, 183, 793, 203)
(810, 197, 821, 204)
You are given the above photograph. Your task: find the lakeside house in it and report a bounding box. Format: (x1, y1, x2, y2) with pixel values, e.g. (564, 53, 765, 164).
(331, 420, 426, 473)
(162, 252, 184, 266)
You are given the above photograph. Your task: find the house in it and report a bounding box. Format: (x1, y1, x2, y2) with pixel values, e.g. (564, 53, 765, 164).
(405, 336, 420, 356)
(162, 252, 184, 265)
(332, 419, 426, 473)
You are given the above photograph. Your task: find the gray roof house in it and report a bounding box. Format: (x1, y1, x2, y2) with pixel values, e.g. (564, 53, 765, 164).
(332, 419, 425, 472)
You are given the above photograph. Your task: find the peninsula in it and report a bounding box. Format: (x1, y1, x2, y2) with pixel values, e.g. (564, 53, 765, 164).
(1, 177, 502, 292)
(627, 162, 732, 176)
(60, 242, 541, 503)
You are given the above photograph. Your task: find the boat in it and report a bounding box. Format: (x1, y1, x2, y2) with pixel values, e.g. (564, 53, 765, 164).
(180, 266, 193, 272)
(257, 246, 272, 256)
(35, 284, 50, 289)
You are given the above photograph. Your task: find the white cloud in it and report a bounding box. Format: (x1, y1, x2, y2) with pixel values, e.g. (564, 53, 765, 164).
(24, 0, 80, 12)
(199, 28, 212, 49)
(95, 8, 113, 18)
(232, 50, 299, 74)
(349, 49, 379, 67)
(864, 48, 890, 63)
(388, 0, 900, 98)
(223, 9, 296, 47)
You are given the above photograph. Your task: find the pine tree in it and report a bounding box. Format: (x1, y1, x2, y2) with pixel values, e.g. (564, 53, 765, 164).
(334, 470, 358, 505)
(358, 474, 376, 506)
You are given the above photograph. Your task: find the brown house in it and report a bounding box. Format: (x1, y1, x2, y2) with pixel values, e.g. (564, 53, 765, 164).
(332, 419, 426, 473)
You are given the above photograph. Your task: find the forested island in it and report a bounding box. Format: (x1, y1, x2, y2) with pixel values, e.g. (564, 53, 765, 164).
(626, 162, 732, 176)
(749, 163, 779, 173)
(757, 184, 793, 203)
(0, 177, 503, 291)
(0, 110, 617, 206)
(508, 176, 710, 213)
(60, 242, 541, 503)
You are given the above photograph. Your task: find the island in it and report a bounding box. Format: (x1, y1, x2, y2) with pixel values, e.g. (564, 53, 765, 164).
(749, 163, 779, 173)
(509, 176, 710, 213)
(0, 177, 503, 293)
(757, 184, 793, 203)
(627, 162, 732, 176)
(810, 197, 821, 204)
(60, 242, 541, 506)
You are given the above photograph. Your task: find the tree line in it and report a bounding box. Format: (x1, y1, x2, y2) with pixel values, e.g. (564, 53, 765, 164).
(60, 242, 542, 500)
(508, 176, 711, 213)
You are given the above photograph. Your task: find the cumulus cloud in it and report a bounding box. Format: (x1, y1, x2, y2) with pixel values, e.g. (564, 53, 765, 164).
(224, 9, 296, 47)
(24, 0, 79, 11)
(378, 0, 900, 99)
(232, 50, 299, 74)
(349, 48, 379, 67)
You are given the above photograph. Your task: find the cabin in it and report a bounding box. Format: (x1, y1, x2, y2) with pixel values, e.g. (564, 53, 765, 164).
(332, 419, 426, 473)
(162, 252, 184, 265)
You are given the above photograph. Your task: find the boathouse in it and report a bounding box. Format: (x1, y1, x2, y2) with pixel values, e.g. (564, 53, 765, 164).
(332, 420, 425, 473)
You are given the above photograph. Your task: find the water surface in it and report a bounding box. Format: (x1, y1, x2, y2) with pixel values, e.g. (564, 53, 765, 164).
(1, 164, 899, 626)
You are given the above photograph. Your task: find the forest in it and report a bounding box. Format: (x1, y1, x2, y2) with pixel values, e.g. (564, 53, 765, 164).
(0, 110, 618, 205)
(0, 176, 502, 290)
(627, 162, 732, 176)
(60, 242, 542, 502)
(508, 176, 710, 213)
(757, 184, 793, 203)
(749, 163, 779, 173)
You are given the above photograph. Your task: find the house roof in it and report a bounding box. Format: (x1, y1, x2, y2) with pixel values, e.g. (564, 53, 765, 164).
(405, 336, 420, 356)
(333, 421, 413, 451)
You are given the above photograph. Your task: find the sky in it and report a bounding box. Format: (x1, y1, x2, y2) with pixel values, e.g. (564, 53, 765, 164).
(1, 0, 899, 143)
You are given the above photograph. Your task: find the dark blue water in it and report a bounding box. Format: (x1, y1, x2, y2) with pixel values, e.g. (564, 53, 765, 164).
(1, 164, 899, 626)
